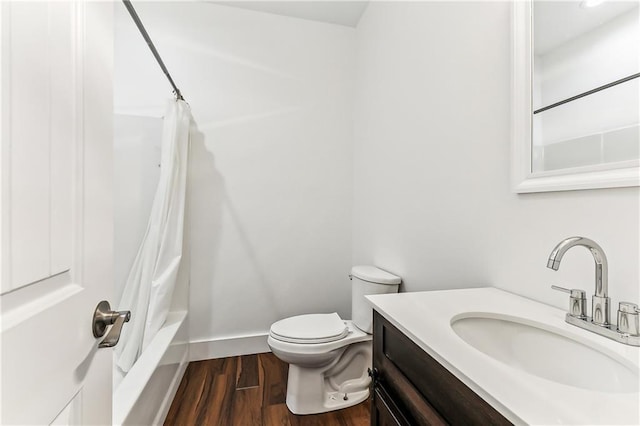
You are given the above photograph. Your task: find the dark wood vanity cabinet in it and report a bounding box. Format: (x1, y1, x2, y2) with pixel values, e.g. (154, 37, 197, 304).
(371, 311, 512, 426)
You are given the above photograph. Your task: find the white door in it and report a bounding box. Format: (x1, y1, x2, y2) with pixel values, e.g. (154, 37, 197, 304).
(1, 2, 115, 424)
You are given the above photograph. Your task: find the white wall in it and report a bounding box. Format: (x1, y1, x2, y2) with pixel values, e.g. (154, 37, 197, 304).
(115, 2, 355, 357)
(353, 2, 639, 314)
(116, 1, 640, 360)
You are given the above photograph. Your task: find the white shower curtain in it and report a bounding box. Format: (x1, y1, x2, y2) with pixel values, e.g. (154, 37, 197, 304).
(115, 99, 191, 373)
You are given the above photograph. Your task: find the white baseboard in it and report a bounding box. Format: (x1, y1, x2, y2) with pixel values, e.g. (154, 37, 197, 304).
(189, 333, 270, 361)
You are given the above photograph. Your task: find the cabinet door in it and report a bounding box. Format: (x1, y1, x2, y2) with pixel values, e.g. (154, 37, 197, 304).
(372, 386, 410, 426)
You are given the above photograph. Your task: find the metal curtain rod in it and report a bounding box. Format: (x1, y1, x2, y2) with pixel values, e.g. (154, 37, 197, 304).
(533, 72, 639, 115)
(122, 0, 185, 101)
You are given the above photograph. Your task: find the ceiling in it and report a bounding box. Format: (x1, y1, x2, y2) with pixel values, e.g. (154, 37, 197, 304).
(534, 1, 638, 55)
(211, 1, 369, 27)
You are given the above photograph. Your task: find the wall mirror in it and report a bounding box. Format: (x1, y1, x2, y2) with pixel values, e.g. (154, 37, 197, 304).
(512, 1, 639, 193)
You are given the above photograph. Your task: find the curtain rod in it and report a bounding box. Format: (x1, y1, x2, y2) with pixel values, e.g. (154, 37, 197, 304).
(122, 0, 185, 101)
(533, 73, 639, 115)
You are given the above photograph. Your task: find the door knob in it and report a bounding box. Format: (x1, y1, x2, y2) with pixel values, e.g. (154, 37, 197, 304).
(92, 301, 131, 348)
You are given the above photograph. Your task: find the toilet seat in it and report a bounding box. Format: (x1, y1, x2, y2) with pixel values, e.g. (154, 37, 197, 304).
(268, 320, 371, 360)
(270, 313, 349, 344)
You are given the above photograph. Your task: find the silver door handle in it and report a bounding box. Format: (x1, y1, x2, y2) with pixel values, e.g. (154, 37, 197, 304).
(92, 301, 131, 348)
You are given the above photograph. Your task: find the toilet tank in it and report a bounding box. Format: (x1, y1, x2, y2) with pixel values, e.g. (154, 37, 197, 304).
(351, 265, 401, 333)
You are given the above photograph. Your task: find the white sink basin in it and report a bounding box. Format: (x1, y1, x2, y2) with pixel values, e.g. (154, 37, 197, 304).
(451, 313, 639, 393)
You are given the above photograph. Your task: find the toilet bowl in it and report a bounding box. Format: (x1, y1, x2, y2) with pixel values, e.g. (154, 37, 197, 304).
(267, 266, 401, 415)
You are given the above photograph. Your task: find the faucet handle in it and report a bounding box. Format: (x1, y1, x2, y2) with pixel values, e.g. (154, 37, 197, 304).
(551, 285, 587, 319)
(551, 285, 586, 299)
(619, 302, 639, 313)
(617, 302, 640, 336)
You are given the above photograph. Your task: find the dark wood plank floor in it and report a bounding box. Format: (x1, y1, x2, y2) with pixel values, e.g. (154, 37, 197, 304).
(164, 352, 370, 426)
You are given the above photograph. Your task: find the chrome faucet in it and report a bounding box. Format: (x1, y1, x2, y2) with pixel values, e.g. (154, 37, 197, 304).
(547, 236, 639, 347)
(547, 236, 610, 326)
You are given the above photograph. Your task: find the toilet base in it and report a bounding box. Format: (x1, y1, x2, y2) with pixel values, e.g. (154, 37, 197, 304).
(284, 341, 372, 415)
(287, 387, 369, 415)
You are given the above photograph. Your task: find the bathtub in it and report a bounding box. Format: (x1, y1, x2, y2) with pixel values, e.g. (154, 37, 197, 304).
(113, 311, 189, 426)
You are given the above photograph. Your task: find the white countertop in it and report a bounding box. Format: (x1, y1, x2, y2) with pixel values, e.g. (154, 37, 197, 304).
(366, 287, 640, 425)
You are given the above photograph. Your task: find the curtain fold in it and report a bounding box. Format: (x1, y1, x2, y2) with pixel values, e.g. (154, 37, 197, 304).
(115, 99, 191, 373)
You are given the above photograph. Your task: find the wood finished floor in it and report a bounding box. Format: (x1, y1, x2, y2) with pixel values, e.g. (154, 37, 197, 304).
(164, 353, 370, 426)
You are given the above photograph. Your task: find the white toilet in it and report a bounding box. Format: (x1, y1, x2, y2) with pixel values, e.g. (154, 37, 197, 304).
(267, 265, 401, 415)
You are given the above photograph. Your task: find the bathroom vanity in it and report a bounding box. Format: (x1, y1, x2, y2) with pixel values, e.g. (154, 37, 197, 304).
(367, 288, 640, 425)
(370, 310, 510, 425)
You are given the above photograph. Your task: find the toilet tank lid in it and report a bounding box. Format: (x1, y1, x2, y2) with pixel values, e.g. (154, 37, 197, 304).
(351, 265, 401, 285)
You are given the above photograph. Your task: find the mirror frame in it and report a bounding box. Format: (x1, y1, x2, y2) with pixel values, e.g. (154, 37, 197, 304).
(511, 1, 640, 193)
